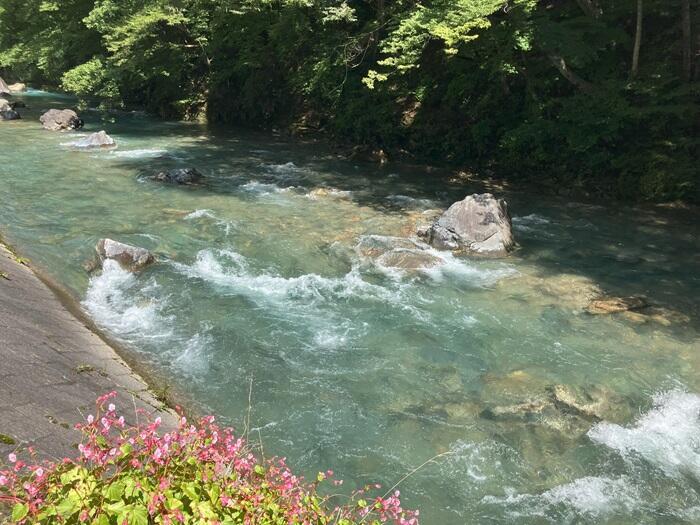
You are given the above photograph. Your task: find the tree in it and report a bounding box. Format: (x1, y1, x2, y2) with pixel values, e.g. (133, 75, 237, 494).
(632, 0, 643, 77)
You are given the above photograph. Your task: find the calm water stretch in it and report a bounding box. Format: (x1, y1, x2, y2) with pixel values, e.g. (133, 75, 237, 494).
(2, 91, 699, 524)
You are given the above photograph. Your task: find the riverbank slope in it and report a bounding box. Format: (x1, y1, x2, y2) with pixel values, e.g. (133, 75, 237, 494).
(0, 242, 176, 461)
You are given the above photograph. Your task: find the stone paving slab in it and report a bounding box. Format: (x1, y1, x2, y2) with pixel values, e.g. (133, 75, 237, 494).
(0, 243, 177, 462)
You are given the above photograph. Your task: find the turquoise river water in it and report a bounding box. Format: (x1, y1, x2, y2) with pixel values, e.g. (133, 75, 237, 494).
(1, 91, 699, 524)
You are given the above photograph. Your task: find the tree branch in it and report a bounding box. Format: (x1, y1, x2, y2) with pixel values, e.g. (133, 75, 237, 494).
(548, 54, 594, 93)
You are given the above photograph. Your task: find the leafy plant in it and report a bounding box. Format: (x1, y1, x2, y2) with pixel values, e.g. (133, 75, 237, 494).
(0, 393, 419, 525)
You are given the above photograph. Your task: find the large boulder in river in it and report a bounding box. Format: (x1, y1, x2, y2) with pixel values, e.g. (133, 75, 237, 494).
(8, 83, 26, 93)
(73, 130, 116, 149)
(96, 239, 155, 271)
(419, 193, 515, 256)
(153, 168, 203, 185)
(0, 98, 20, 120)
(39, 109, 84, 131)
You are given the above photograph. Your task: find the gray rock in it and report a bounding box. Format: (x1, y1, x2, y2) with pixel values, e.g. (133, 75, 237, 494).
(39, 109, 84, 131)
(0, 77, 10, 96)
(356, 235, 443, 270)
(420, 193, 515, 256)
(8, 82, 26, 93)
(96, 239, 155, 271)
(72, 130, 116, 149)
(356, 235, 424, 258)
(153, 168, 203, 185)
(0, 98, 20, 120)
(377, 249, 442, 270)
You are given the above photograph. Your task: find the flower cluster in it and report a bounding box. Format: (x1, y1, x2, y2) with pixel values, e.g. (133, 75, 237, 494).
(0, 393, 419, 524)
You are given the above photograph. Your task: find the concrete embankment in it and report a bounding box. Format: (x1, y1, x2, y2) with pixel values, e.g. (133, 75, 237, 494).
(0, 242, 176, 461)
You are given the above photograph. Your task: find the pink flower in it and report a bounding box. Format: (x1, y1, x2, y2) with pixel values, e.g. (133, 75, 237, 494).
(0, 474, 7, 485)
(8, 453, 16, 463)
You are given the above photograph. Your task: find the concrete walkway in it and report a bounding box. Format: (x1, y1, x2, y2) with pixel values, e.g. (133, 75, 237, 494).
(0, 243, 176, 462)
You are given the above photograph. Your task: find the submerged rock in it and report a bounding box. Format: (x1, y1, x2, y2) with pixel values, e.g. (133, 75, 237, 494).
(356, 235, 442, 270)
(72, 130, 116, 149)
(627, 306, 690, 326)
(96, 238, 155, 271)
(377, 249, 442, 270)
(8, 83, 26, 93)
(548, 384, 607, 420)
(356, 235, 423, 258)
(587, 295, 648, 314)
(533, 273, 603, 311)
(153, 168, 203, 185)
(419, 193, 515, 256)
(0, 98, 20, 120)
(40, 109, 84, 131)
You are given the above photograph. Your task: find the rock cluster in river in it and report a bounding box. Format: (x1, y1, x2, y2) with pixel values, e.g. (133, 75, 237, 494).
(96, 238, 155, 272)
(73, 130, 116, 149)
(152, 168, 204, 185)
(419, 193, 515, 256)
(40, 108, 84, 131)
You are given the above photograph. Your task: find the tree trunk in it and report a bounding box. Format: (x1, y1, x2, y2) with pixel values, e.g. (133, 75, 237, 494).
(549, 54, 594, 93)
(681, 0, 691, 81)
(631, 0, 643, 78)
(377, 0, 385, 22)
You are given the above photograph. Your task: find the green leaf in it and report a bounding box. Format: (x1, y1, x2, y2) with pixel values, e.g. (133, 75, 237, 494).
(91, 514, 110, 525)
(11, 503, 29, 522)
(105, 480, 125, 502)
(56, 495, 79, 518)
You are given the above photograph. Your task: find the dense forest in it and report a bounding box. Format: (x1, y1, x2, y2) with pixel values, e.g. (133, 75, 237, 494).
(0, 0, 698, 202)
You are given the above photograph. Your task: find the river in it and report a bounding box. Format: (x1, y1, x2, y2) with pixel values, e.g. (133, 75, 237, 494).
(1, 90, 699, 524)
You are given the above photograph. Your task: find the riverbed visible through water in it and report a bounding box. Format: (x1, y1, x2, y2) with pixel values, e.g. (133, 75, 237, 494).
(1, 91, 699, 524)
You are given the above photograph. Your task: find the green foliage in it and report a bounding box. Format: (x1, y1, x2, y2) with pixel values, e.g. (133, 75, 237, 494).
(0, 0, 697, 201)
(0, 395, 418, 524)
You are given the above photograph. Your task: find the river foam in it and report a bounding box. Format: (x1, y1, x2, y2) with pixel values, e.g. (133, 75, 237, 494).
(82, 259, 173, 340)
(588, 389, 700, 481)
(482, 389, 700, 522)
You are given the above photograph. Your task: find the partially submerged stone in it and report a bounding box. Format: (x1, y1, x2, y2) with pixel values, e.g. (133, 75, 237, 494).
(356, 235, 443, 270)
(356, 235, 424, 258)
(419, 193, 515, 256)
(153, 168, 203, 185)
(377, 249, 442, 270)
(72, 130, 116, 149)
(96, 238, 155, 271)
(587, 295, 647, 314)
(0, 98, 20, 121)
(39, 109, 84, 131)
(8, 83, 26, 93)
